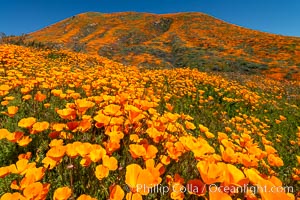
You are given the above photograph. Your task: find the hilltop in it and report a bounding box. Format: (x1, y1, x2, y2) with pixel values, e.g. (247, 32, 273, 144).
(0, 43, 299, 199)
(14, 11, 299, 80)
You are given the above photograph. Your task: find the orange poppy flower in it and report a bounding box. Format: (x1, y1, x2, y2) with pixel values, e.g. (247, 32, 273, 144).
(22, 94, 32, 101)
(103, 104, 122, 116)
(279, 115, 286, 121)
(6, 131, 24, 143)
(0, 128, 10, 139)
(170, 186, 185, 200)
(110, 116, 124, 125)
(18, 152, 32, 160)
(209, 186, 232, 200)
(297, 155, 300, 164)
(186, 179, 206, 196)
(17, 136, 32, 147)
(166, 142, 186, 161)
(245, 168, 291, 200)
(167, 124, 180, 133)
(70, 92, 81, 99)
(89, 148, 106, 162)
(3, 96, 14, 101)
(44, 103, 51, 108)
(23, 182, 43, 199)
(145, 159, 164, 183)
(258, 179, 291, 200)
(146, 127, 163, 143)
(185, 121, 196, 130)
(95, 164, 109, 180)
(109, 185, 125, 200)
(197, 161, 225, 184)
(66, 121, 79, 131)
(34, 91, 46, 102)
(65, 142, 79, 158)
(218, 131, 230, 141)
(144, 145, 158, 160)
(53, 187, 72, 200)
(56, 108, 77, 120)
(103, 141, 120, 155)
(102, 155, 118, 171)
(49, 139, 64, 147)
(48, 131, 60, 139)
(223, 164, 249, 187)
(166, 173, 184, 185)
(9, 159, 32, 175)
(31, 121, 49, 133)
(130, 134, 140, 143)
(75, 99, 95, 114)
(166, 174, 185, 200)
(201, 128, 212, 136)
(10, 179, 21, 190)
(137, 99, 158, 111)
(77, 119, 91, 132)
(33, 91, 46, 102)
(21, 87, 31, 94)
(125, 105, 143, 123)
(76, 142, 92, 157)
(0, 192, 25, 200)
(1, 106, 18, 117)
(42, 157, 57, 170)
(166, 103, 174, 111)
(264, 145, 277, 154)
(126, 192, 142, 200)
(59, 93, 67, 99)
(125, 164, 156, 195)
(160, 155, 171, 165)
(25, 167, 45, 182)
(80, 157, 92, 167)
(129, 144, 146, 159)
(240, 154, 259, 167)
(244, 188, 257, 200)
(0, 84, 11, 94)
(224, 127, 232, 132)
(52, 123, 66, 131)
(244, 168, 265, 185)
(269, 176, 282, 187)
(106, 129, 124, 143)
(59, 131, 73, 139)
(40, 183, 51, 199)
(0, 166, 10, 178)
(51, 89, 63, 97)
(267, 154, 284, 167)
(18, 117, 36, 128)
(1, 101, 9, 106)
(46, 145, 66, 161)
(94, 113, 111, 128)
(164, 112, 180, 123)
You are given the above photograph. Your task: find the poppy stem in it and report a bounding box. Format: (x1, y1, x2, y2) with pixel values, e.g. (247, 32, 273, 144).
(69, 157, 74, 190)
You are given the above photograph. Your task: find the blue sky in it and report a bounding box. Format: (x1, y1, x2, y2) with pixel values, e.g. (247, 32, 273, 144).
(0, 0, 300, 37)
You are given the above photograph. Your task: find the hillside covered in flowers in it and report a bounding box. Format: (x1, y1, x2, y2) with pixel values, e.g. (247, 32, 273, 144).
(0, 44, 299, 199)
(7, 12, 298, 80)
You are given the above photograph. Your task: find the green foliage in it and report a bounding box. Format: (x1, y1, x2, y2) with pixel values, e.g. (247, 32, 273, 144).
(46, 52, 68, 60)
(148, 17, 173, 33)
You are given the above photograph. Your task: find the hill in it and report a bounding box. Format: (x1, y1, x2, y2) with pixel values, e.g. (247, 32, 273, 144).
(0, 44, 300, 199)
(19, 11, 300, 80)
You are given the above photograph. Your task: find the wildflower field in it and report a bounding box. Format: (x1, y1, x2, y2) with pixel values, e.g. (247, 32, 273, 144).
(0, 44, 299, 199)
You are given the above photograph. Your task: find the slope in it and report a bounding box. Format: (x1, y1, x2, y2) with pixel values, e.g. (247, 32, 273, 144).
(20, 12, 300, 80)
